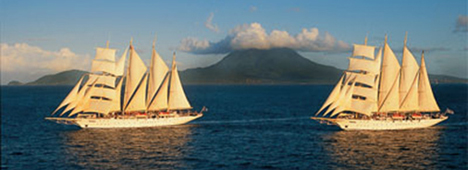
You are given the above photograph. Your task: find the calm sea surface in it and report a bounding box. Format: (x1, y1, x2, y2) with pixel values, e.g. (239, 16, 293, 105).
(1, 85, 467, 169)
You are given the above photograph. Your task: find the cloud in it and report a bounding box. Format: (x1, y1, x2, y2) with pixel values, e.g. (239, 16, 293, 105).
(249, 6, 257, 12)
(0, 43, 91, 84)
(455, 15, 468, 32)
(204, 12, 220, 33)
(289, 7, 301, 12)
(411, 47, 451, 53)
(179, 22, 350, 54)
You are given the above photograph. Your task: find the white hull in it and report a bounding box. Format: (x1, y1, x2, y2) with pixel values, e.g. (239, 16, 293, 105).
(331, 117, 447, 130)
(47, 114, 202, 128)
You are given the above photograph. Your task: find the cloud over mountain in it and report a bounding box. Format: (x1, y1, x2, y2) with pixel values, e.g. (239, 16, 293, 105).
(1, 43, 91, 84)
(204, 12, 220, 33)
(455, 15, 468, 32)
(179, 22, 350, 54)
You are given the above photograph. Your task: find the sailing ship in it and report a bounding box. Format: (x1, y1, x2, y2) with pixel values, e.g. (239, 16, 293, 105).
(311, 34, 453, 130)
(46, 39, 205, 128)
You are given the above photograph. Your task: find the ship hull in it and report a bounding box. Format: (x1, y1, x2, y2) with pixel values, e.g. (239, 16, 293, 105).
(332, 117, 447, 130)
(46, 114, 203, 128)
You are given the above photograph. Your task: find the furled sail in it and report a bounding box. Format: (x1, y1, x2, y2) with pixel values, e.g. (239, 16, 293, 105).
(123, 44, 148, 111)
(168, 54, 192, 110)
(378, 39, 401, 112)
(147, 44, 169, 110)
(51, 77, 84, 115)
(418, 52, 440, 112)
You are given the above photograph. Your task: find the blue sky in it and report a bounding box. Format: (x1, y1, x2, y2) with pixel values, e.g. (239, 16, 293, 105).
(1, 0, 467, 84)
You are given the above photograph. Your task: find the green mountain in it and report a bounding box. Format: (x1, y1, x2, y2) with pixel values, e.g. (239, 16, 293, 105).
(180, 48, 343, 84)
(24, 69, 88, 85)
(7, 80, 23, 86)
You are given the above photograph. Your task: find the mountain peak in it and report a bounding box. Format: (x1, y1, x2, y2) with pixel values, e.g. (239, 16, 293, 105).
(181, 48, 343, 84)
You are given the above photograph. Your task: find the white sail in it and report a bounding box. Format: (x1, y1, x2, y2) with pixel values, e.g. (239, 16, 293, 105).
(348, 99, 376, 116)
(399, 42, 420, 112)
(91, 59, 116, 75)
(348, 57, 380, 75)
(110, 78, 123, 112)
(147, 46, 169, 110)
(68, 78, 99, 117)
(379, 75, 400, 112)
(353, 86, 378, 101)
(168, 55, 192, 110)
(51, 77, 84, 115)
(60, 75, 96, 116)
(418, 53, 440, 112)
(400, 73, 419, 112)
(316, 75, 345, 115)
(330, 81, 356, 117)
(89, 87, 117, 101)
(83, 98, 113, 115)
(340, 43, 380, 116)
(324, 74, 355, 116)
(374, 47, 382, 85)
(352, 44, 375, 59)
(149, 74, 169, 111)
(125, 74, 148, 112)
(87, 74, 116, 88)
(346, 72, 377, 87)
(399, 46, 419, 104)
(95, 47, 116, 62)
(378, 42, 401, 112)
(123, 45, 148, 111)
(114, 48, 128, 76)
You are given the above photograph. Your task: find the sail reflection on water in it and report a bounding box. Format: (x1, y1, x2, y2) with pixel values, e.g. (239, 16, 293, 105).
(61, 125, 196, 169)
(321, 127, 443, 169)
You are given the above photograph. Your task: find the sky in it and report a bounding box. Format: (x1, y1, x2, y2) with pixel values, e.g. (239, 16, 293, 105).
(1, 0, 467, 84)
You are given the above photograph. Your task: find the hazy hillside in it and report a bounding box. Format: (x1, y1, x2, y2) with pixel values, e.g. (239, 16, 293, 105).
(24, 70, 88, 85)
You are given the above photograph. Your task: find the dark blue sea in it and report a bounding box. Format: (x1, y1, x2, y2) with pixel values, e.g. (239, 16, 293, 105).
(1, 84, 467, 169)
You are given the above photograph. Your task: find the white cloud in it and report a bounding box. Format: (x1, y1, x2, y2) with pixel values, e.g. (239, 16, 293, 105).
(179, 22, 350, 54)
(204, 12, 220, 33)
(0, 43, 91, 84)
(249, 6, 257, 12)
(178, 37, 210, 52)
(455, 15, 468, 32)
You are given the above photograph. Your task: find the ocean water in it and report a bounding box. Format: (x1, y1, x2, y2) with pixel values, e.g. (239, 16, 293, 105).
(1, 84, 467, 169)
